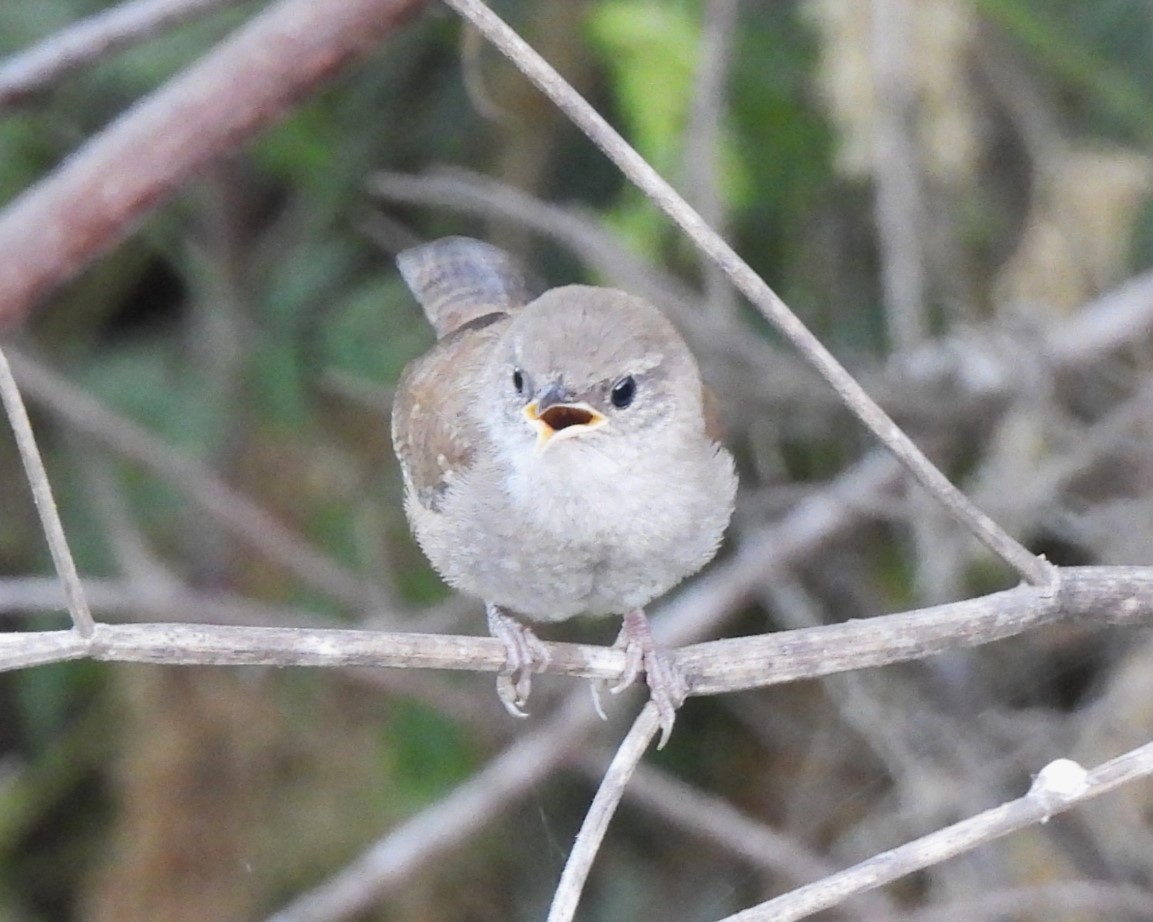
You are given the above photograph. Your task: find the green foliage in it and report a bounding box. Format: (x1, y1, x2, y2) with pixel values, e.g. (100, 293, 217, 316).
(586, 0, 751, 256)
(323, 274, 427, 383)
(385, 699, 478, 807)
(977, 0, 1153, 143)
(586, 1, 700, 174)
(728, 5, 833, 301)
(77, 338, 211, 451)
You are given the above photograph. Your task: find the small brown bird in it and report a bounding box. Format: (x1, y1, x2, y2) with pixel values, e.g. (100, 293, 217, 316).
(391, 237, 736, 743)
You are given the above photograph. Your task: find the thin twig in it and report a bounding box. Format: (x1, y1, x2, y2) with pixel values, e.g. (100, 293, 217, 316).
(574, 756, 897, 918)
(720, 747, 1153, 921)
(440, 0, 1053, 588)
(0, 0, 247, 107)
(548, 702, 662, 922)
(0, 344, 94, 637)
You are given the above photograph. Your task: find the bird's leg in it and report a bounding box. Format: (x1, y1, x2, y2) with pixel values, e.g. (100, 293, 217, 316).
(609, 608, 687, 747)
(486, 602, 551, 718)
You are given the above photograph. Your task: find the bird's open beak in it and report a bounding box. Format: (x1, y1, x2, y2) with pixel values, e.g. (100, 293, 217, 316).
(523, 383, 606, 452)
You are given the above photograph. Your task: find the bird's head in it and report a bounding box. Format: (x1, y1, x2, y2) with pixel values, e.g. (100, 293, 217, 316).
(482, 286, 704, 457)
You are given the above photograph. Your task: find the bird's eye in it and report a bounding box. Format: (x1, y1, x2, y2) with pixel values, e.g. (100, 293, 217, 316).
(512, 368, 525, 394)
(610, 375, 636, 409)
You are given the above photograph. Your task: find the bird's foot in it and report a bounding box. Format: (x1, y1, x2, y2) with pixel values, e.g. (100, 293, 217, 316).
(609, 608, 687, 748)
(486, 603, 551, 718)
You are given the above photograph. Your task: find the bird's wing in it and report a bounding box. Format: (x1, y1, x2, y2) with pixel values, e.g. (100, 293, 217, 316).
(391, 312, 508, 512)
(701, 383, 728, 444)
(397, 236, 529, 339)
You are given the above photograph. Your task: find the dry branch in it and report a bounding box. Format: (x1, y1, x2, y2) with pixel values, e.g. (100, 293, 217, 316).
(2, 567, 1149, 697)
(722, 746, 1153, 921)
(547, 703, 662, 922)
(0, 344, 94, 636)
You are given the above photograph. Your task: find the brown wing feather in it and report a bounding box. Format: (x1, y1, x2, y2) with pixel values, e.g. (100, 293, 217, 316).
(391, 313, 509, 512)
(701, 383, 727, 444)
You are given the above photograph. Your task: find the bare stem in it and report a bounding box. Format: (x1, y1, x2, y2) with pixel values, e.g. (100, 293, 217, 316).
(0, 343, 95, 637)
(721, 746, 1153, 921)
(548, 702, 662, 922)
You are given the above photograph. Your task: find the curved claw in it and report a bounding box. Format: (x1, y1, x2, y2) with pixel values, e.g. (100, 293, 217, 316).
(487, 603, 551, 718)
(496, 674, 531, 719)
(608, 609, 687, 748)
(609, 637, 644, 695)
(645, 650, 688, 749)
(589, 680, 611, 721)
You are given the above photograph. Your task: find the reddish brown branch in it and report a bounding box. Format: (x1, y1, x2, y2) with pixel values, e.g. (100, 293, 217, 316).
(0, 0, 429, 327)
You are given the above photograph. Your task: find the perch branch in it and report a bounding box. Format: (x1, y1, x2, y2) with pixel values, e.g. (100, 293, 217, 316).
(1, 567, 1150, 695)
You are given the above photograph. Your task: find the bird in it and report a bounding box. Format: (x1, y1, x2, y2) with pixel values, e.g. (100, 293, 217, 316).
(391, 236, 737, 745)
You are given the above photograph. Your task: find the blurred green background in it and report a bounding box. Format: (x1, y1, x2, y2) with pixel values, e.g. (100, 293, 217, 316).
(2, 1, 1153, 919)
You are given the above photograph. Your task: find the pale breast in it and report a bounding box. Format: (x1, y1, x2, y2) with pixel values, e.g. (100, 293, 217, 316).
(408, 430, 736, 622)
